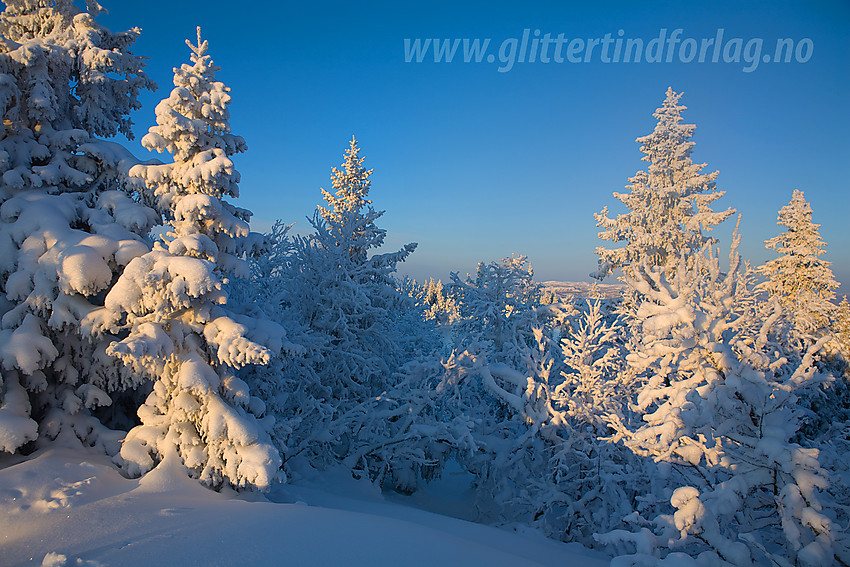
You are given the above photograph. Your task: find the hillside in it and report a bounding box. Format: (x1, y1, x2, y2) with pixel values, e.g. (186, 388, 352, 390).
(540, 280, 625, 300)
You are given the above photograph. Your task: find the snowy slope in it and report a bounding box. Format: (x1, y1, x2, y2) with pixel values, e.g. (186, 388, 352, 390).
(0, 444, 608, 566)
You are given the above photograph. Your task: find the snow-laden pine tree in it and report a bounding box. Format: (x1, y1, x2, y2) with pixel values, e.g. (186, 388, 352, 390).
(593, 88, 733, 280)
(757, 189, 839, 339)
(88, 29, 282, 489)
(0, 0, 156, 453)
(599, 224, 839, 565)
(246, 138, 421, 483)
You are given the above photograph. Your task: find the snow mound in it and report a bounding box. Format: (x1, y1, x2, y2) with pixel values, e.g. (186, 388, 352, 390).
(0, 448, 608, 567)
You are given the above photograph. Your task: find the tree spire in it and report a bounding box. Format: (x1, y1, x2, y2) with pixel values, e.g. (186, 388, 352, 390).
(593, 87, 734, 280)
(103, 30, 281, 489)
(316, 136, 388, 264)
(757, 189, 838, 337)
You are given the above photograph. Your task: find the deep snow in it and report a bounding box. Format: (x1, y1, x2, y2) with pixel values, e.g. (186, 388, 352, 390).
(0, 440, 608, 566)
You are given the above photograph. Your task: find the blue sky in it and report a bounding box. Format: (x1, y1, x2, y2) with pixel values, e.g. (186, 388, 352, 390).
(99, 0, 850, 290)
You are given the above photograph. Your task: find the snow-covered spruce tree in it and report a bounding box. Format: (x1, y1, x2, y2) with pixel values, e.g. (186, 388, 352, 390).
(395, 277, 453, 359)
(593, 87, 733, 280)
(814, 292, 850, 567)
(90, 29, 281, 489)
(0, 0, 156, 453)
(837, 296, 850, 361)
(230, 220, 294, 323)
(444, 256, 567, 436)
(757, 189, 839, 340)
(306, 136, 417, 401)
(519, 298, 646, 548)
(250, 138, 421, 483)
(434, 256, 574, 523)
(559, 300, 629, 429)
(414, 277, 460, 326)
(753, 191, 845, 447)
(449, 255, 548, 360)
(598, 224, 839, 565)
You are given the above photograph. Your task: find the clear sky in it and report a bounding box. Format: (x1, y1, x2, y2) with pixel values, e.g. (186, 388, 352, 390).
(98, 0, 850, 291)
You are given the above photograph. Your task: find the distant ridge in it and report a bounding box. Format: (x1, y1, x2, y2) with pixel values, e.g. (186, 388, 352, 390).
(540, 280, 624, 300)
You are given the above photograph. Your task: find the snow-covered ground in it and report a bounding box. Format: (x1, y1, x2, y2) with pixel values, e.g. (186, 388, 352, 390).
(0, 441, 609, 566)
